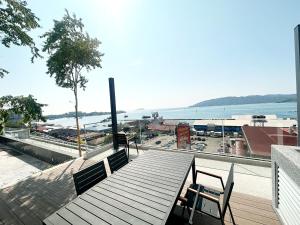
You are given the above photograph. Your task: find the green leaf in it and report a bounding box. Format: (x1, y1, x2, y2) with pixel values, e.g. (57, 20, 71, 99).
(0, 0, 41, 75)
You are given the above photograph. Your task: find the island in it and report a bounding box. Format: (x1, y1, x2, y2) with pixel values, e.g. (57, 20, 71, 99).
(46, 110, 126, 120)
(190, 94, 296, 107)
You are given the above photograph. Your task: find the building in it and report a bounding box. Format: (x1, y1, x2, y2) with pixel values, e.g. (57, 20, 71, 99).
(147, 123, 176, 133)
(193, 115, 297, 134)
(242, 125, 297, 158)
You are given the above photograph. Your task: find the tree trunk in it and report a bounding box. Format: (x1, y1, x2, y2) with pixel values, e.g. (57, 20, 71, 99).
(74, 89, 82, 157)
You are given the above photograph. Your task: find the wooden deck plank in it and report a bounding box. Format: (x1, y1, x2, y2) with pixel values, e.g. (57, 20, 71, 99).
(92, 186, 166, 219)
(43, 213, 70, 225)
(0, 191, 42, 225)
(135, 157, 192, 167)
(116, 169, 180, 188)
(133, 157, 192, 168)
(230, 195, 274, 212)
(79, 194, 150, 225)
(136, 154, 193, 162)
(114, 172, 178, 192)
(0, 196, 24, 225)
(70, 200, 127, 225)
(120, 167, 182, 184)
(230, 201, 279, 220)
(106, 176, 174, 201)
(128, 162, 188, 176)
(132, 157, 191, 168)
(125, 163, 185, 177)
(134, 157, 193, 166)
(87, 189, 163, 225)
(124, 164, 183, 180)
(57, 208, 90, 225)
(229, 207, 281, 225)
(231, 191, 273, 204)
(96, 183, 169, 212)
(101, 180, 171, 206)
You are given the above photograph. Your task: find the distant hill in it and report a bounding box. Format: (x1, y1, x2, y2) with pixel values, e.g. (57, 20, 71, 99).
(46, 110, 126, 120)
(190, 94, 297, 107)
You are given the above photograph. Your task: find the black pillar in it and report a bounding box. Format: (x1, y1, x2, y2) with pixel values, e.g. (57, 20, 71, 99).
(109, 78, 118, 150)
(294, 25, 300, 146)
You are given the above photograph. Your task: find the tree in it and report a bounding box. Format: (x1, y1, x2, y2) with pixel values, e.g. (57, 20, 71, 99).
(0, 0, 41, 78)
(41, 10, 104, 157)
(0, 95, 46, 134)
(0, 107, 9, 134)
(13, 95, 47, 128)
(0, 95, 16, 133)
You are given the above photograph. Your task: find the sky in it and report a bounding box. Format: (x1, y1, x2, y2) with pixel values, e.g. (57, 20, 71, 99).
(1, 0, 300, 115)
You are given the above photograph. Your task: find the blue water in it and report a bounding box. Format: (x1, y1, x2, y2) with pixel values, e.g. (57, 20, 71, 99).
(47, 102, 297, 129)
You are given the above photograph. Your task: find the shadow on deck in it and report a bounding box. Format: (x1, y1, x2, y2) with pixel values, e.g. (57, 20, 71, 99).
(0, 156, 280, 225)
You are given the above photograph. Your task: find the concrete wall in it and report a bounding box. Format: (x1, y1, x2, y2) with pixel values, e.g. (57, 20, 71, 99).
(271, 145, 300, 225)
(84, 143, 113, 159)
(5, 128, 30, 139)
(0, 136, 75, 165)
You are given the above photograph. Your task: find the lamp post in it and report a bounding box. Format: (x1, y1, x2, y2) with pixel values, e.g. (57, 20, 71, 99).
(222, 107, 225, 153)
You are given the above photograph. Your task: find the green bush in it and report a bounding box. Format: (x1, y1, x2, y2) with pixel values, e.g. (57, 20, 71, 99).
(103, 134, 113, 145)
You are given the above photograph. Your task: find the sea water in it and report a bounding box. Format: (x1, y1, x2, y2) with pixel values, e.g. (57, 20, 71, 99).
(47, 102, 297, 129)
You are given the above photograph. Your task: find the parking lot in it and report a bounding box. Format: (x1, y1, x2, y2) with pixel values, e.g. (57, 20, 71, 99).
(143, 134, 223, 153)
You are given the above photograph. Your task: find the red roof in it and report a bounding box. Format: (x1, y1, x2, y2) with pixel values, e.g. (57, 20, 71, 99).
(36, 126, 48, 132)
(242, 126, 297, 157)
(148, 123, 176, 132)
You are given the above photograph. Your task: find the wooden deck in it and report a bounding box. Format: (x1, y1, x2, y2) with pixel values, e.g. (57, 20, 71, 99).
(0, 154, 280, 225)
(169, 182, 281, 225)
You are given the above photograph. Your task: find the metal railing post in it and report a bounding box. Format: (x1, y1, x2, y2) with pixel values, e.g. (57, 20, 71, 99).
(294, 25, 300, 146)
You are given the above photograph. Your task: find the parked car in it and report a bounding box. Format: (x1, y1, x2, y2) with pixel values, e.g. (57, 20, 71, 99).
(213, 132, 223, 137)
(196, 130, 205, 136)
(196, 144, 205, 151)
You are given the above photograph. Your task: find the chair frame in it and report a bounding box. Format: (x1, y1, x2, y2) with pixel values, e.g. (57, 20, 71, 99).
(117, 133, 139, 158)
(180, 165, 236, 225)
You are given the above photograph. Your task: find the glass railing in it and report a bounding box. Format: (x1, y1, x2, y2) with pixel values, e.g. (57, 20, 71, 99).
(31, 112, 297, 161)
(116, 116, 297, 161)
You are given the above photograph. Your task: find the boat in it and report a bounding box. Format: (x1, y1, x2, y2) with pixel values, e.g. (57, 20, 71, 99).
(142, 115, 151, 119)
(100, 117, 111, 123)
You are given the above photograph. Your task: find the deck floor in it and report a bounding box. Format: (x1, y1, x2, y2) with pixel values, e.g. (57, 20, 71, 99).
(0, 151, 280, 225)
(169, 182, 280, 225)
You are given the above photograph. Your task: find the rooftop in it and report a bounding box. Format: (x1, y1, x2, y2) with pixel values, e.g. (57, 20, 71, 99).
(0, 146, 279, 225)
(194, 117, 297, 128)
(242, 126, 297, 157)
